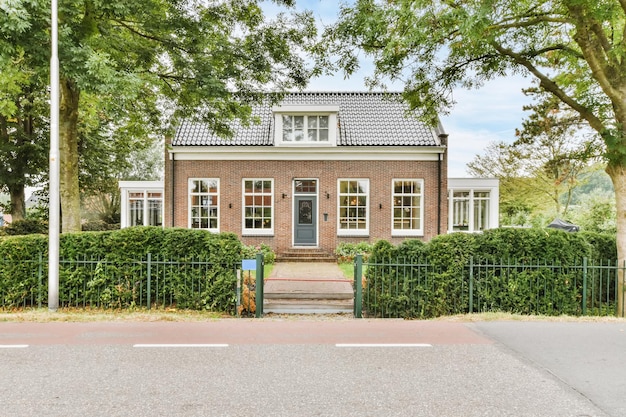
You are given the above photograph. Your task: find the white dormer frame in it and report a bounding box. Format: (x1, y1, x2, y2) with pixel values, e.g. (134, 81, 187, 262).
(272, 105, 340, 146)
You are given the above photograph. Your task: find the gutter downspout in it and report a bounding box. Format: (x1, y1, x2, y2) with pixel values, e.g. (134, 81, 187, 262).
(170, 153, 175, 227)
(437, 130, 449, 235)
(438, 152, 442, 235)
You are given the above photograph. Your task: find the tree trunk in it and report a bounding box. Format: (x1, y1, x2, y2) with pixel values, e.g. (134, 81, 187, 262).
(59, 78, 81, 233)
(8, 184, 25, 221)
(606, 163, 626, 317)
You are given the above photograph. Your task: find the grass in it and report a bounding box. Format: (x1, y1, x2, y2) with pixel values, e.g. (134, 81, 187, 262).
(337, 262, 367, 279)
(0, 307, 228, 322)
(3, 307, 624, 323)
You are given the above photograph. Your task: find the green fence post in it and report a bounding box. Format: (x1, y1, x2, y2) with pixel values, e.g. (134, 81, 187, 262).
(354, 254, 363, 318)
(147, 253, 152, 310)
(582, 257, 587, 316)
(255, 253, 264, 318)
(469, 256, 474, 314)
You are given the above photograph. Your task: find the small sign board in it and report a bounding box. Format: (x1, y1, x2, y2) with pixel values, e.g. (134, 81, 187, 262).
(241, 259, 256, 271)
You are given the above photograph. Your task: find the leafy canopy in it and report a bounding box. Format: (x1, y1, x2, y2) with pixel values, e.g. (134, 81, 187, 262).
(326, 1, 626, 163)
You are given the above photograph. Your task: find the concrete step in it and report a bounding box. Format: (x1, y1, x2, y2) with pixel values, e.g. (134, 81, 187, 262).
(264, 278, 353, 300)
(276, 250, 336, 263)
(263, 298, 353, 314)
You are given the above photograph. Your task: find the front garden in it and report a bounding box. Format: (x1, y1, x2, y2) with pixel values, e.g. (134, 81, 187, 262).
(0, 226, 622, 318)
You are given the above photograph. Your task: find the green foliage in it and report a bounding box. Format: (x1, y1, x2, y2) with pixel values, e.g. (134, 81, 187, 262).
(241, 243, 275, 264)
(362, 228, 615, 319)
(335, 241, 374, 263)
(1, 218, 48, 235)
(0, 227, 242, 311)
(81, 220, 120, 232)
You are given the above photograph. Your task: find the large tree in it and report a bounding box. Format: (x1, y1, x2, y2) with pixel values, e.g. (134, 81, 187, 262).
(0, 51, 49, 220)
(1, 0, 316, 232)
(326, 0, 626, 315)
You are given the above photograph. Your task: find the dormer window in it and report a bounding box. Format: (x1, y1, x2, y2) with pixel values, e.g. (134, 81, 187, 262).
(282, 115, 329, 142)
(273, 105, 339, 146)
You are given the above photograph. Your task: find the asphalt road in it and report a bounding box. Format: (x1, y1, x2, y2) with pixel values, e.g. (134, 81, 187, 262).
(469, 321, 626, 417)
(0, 319, 618, 417)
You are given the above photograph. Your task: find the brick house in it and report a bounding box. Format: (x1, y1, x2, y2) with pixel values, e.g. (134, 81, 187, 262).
(121, 92, 500, 254)
(158, 91, 451, 256)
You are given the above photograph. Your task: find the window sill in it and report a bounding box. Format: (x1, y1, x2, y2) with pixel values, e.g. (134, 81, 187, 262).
(337, 232, 369, 237)
(242, 231, 274, 237)
(391, 231, 424, 237)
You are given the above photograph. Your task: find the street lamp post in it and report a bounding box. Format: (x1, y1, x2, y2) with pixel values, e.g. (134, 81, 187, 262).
(49, 0, 60, 311)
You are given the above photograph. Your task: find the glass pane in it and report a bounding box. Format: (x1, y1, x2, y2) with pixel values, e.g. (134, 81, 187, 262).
(319, 116, 328, 128)
(318, 129, 328, 141)
(308, 130, 316, 141)
(244, 181, 253, 193)
(294, 116, 304, 129)
(308, 117, 318, 129)
(208, 180, 218, 193)
(299, 200, 313, 224)
(282, 115, 292, 129)
(294, 129, 304, 141)
(283, 130, 293, 142)
(129, 192, 144, 199)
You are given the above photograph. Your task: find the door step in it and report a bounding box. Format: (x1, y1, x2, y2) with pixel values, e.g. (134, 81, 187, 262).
(264, 298, 353, 314)
(276, 249, 336, 263)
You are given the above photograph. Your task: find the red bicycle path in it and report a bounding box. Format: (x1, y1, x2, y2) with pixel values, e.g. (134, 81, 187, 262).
(0, 319, 492, 346)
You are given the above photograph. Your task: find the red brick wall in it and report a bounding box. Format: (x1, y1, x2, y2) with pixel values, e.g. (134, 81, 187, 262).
(165, 158, 448, 254)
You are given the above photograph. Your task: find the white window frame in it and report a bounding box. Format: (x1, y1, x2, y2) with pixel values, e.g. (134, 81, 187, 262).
(242, 178, 274, 236)
(119, 181, 164, 228)
(272, 105, 339, 146)
(188, 178, 220, 232)
(337, 178, 369, 236)
(448, 189, 494, 233)
(391, 179, 424, 236)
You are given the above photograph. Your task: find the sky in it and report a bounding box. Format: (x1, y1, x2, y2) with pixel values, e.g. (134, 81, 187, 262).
(279, 0, 535, 178)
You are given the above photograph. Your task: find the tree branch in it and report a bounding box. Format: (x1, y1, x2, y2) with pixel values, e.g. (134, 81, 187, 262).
(490, 42, 606, 133)
(112, 19, 191, 54)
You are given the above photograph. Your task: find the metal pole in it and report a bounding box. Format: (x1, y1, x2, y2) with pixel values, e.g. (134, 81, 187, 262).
(48, 0, 60, 311)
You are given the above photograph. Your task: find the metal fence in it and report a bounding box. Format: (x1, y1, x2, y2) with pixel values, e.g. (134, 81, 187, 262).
(0, 253, 240, 312)
(354, 255, 625, 318)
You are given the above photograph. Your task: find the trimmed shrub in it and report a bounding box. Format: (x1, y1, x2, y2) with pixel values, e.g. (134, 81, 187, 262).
(361, 228, 617, 319)
(1, 219, 48, 236)
(0, 227, 242, 312)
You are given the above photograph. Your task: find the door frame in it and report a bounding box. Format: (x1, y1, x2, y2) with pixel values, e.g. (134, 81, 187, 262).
(292, 178, 319, 247)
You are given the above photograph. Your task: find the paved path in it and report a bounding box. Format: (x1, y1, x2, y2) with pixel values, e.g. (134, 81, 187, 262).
(264, 262, 352, 298)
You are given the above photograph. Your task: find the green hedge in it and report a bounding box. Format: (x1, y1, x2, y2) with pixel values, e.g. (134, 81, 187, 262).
(0, 227, 242, 311)
(364, 228, 618, 318)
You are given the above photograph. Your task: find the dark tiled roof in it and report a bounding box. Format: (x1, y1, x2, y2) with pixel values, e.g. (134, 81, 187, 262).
(172, 92, 442, 147)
